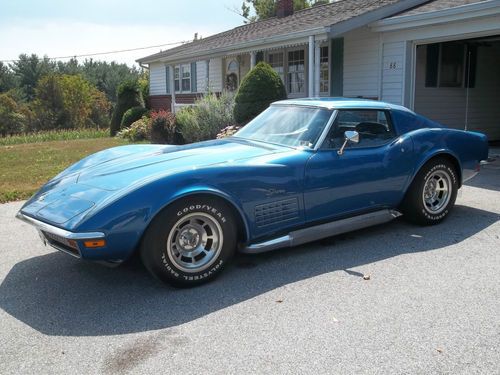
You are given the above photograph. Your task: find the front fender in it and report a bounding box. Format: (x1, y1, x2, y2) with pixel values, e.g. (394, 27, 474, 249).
(167, 185, 250, 241)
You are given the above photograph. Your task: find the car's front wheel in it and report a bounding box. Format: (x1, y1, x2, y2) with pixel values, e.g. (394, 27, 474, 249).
(141, 197, 237, 287)
(401, 158, 458, 225)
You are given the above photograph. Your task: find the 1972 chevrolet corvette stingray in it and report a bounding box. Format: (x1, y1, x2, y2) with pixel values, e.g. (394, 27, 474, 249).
(17, 98, 489, 287)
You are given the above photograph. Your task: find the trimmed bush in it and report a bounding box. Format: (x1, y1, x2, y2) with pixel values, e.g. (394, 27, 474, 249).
(116, 117, 150, 142)
(176, 92, 235, 144)
(110, 80, 144, 136)
(121, 106, 148, 128)
(233, 62, 286, 124)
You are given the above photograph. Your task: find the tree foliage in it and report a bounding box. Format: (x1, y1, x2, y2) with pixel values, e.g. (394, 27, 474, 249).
(0, 93, 30, 136)
(233, 62, 286, 124)
(31, 74, 111, 131)
(11, 54, 55, 101)
(0, 53, 146, 136)
(1, 54, 143, 105)
(240, 0, 329, 22)
(0, 63, 18, 93)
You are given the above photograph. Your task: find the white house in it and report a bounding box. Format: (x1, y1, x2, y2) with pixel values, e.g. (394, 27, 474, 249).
(137, 0, 500, 140)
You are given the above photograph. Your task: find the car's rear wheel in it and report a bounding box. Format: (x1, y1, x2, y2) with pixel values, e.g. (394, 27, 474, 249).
(141, 197, 237, 287)
(401, 158, 458, 225)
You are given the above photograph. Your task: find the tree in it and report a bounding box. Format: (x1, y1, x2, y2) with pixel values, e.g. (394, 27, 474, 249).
(32, 74, 111, 131)
(110, 80, 144, 136)
(0, 63, 17, 93)
(0, 93, 27, 136)
(80, 59, 142, 103)
(11, 54, 55, 101)
(240, 0, 328, 22)
(234, 62, 286, 124)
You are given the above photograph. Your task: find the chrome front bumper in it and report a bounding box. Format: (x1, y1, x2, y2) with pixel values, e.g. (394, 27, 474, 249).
(16, 212, 105, 259)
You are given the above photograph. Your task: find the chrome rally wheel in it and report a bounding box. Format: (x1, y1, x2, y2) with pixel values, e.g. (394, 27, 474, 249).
(141, 197, 237, 287)
(422, 170, 452, 214)
(167, 213, 223, 273)
(401, 158, 458, 225)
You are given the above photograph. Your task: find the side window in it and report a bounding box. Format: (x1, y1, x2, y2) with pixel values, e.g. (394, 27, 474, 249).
(322, 110, 396, 149)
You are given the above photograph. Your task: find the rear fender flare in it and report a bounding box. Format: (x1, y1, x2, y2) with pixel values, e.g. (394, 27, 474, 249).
(404, 149, 463, 194)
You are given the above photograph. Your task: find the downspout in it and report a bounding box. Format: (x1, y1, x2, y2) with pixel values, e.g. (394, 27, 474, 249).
(169, 65, 176, 113)
(308, 35, 315, 98)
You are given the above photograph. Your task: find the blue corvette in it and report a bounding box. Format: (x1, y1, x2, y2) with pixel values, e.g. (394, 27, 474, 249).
(17, 98, 489, 287)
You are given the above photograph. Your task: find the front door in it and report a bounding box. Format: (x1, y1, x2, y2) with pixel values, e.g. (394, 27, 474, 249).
(304, 109, 414, 223)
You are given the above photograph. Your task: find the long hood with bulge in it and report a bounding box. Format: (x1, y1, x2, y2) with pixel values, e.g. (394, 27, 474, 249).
(20, 138, 286, 226)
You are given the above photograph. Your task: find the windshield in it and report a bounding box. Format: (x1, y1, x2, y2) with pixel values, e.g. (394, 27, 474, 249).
(234, 105, 333, 148)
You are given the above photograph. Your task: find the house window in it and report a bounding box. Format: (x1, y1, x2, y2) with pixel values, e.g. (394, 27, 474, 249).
(320, 46, 329, 94)
(425, 42, 476, 88)
(268, 52, 285, 84)
(288, 49, 305, 94)
(174, 64, 191, 93)
(228, 60, 238, 72)
(181, 64, 191, 92)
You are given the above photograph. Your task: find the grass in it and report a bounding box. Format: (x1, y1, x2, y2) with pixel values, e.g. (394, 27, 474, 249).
(0, 137, 130, 203)
(0, 128, 110, 146)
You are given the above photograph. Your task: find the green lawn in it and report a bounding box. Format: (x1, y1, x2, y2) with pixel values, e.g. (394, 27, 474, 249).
(0, 138, 130, 203)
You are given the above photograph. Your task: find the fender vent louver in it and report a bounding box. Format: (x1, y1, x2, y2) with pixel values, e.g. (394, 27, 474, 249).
(255, 198, 299, 227)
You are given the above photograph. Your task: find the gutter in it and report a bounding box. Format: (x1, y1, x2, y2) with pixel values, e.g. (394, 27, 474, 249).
(370, 0, 500, 32)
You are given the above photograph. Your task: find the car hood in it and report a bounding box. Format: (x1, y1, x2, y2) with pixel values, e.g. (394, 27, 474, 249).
(75, 138, 283, 190)
(20, 138, 285, 225)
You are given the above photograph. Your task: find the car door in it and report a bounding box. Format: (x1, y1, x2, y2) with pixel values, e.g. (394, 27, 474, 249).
(303, 109, 414, 223)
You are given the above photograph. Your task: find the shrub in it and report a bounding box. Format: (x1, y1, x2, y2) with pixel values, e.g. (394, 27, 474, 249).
(116, 117, 150, 142)
(233, 62, 286, 124)
(110, 80, 144, 136)
(0, 93, 27, 136)
(176, 92, 235, 144)
(150, 110, 176, 144)
(121, 106, 149, 128)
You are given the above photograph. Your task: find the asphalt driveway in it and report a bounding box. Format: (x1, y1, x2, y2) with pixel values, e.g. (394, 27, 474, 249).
(0, 157, 499, 374)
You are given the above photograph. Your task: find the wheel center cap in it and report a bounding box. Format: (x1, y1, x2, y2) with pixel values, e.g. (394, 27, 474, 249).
(179, 228, 200, 250)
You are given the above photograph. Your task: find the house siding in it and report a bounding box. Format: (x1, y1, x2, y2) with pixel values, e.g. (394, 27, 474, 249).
(196, 61, 208, 93)
(343, 27, 380, 99)
(150, 62, 167, 95)
(380, 41, 406, 105)
(209, 58, 223, 92)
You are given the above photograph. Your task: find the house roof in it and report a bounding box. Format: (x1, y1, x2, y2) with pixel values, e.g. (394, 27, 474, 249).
(137, 0, 422, 64)
(394, 0, 489, 17)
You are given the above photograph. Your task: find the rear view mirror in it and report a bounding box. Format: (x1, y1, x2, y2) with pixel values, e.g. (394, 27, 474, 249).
(338, 131, 359, 155)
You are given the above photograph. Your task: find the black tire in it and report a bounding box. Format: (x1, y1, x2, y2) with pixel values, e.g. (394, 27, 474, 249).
(401, 158, 458, 225)
(141, 197, 237, 287)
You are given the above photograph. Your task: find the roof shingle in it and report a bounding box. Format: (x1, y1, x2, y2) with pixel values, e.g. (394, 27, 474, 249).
(394, 0, 488, 17)
(137, 0, 405, 63)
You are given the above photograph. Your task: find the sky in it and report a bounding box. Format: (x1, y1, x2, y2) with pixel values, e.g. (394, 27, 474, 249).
(0, 0, 245, 67)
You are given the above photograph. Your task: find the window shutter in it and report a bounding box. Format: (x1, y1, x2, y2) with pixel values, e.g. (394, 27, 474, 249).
(191, 62, 197, 92)
(165, 66, 170, 94)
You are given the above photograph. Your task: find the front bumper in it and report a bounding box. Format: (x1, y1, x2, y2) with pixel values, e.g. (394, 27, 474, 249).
(16, 212, 105, 259)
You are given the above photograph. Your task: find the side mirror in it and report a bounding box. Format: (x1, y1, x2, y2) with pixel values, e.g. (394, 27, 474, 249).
(337, 130, 359, 155)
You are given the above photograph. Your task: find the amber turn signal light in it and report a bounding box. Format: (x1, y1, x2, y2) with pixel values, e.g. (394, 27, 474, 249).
(83, 239, 106, 248)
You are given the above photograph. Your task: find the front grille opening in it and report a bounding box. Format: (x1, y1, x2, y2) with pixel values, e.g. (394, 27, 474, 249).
(42, 231, 80, 257)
